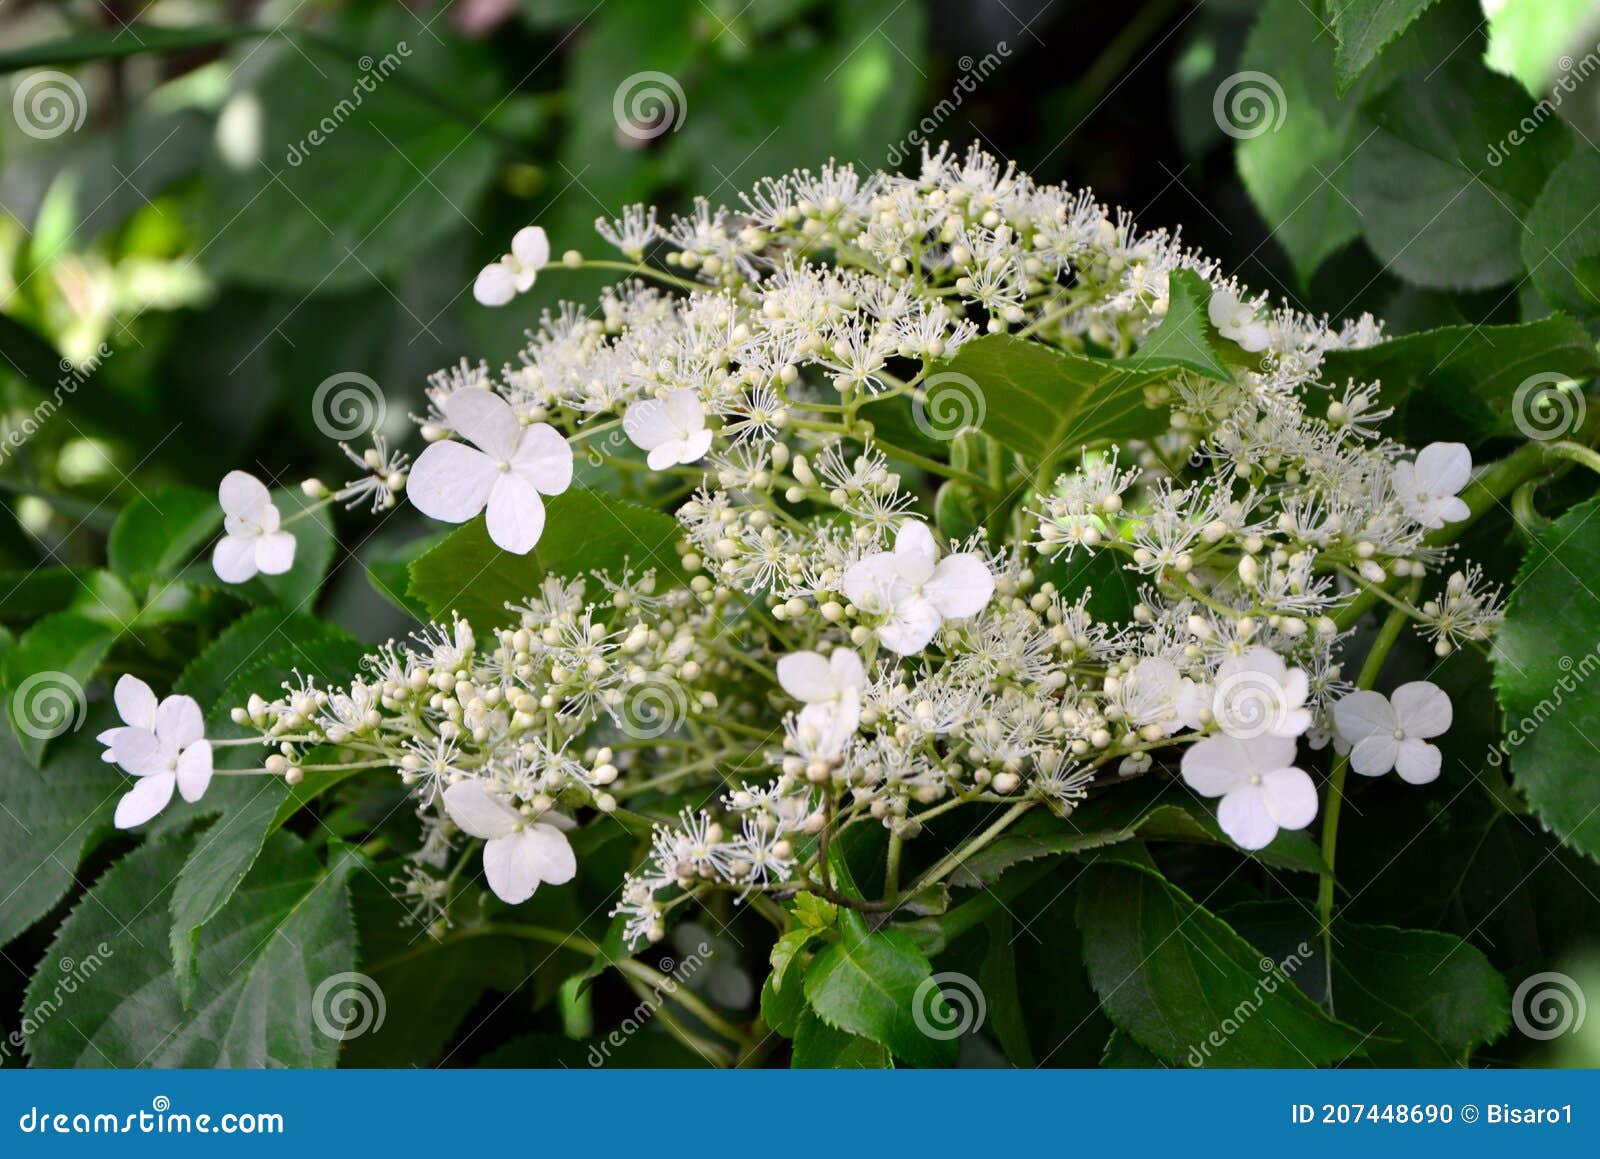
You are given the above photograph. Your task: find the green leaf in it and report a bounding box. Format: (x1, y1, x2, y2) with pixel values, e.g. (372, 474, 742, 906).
(1348, 58, 1572, 291)
(1318, 315, 1600, 445)
(1485, 0, 1600, 94)
(0, 567, 86, 621)
(1, 611, 117, 767)
(173, 607, 336, 705)
(1523, 149, 1600, 319)
(0, 704, 124, 947)
(107, 485, 221, 578)
(1330, 0, 1443, 93)
(1494, 495, 1600, 860)
(27, 833, 360, 1067)
(770, 928, 820, 988)
(1124, 268, 1231, 380)
(408, 488, 687, 633)
(199, 10, 501, 293)
(1101, 1029, 1164, 1066)
(802, 909, 957, 1068)
(1076, 860, 1368, 1066)
(791, 1010, 893, 1068)
(933, 335, 1168, 466)
(761, 959, 807, 1038)
(364, 531, 450, 623)
(254, 486, 336, 610)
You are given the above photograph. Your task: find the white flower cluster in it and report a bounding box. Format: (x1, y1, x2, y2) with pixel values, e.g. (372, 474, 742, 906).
(158, 145, 1503, 948)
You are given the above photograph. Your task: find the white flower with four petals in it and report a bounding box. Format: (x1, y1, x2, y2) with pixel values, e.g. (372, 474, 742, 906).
(1333, 681, 1452, 785)
(1180, 732, 1317, 850)
(623, 388, 714, 470)
(1207, 287, 1271, 352)
(1392, 442, 1471, 530)
(212, 471, 296, 584)
(843, 522, 995, 655)
(473, 226, 550, 307)
(442, 780, 577, 904)
(98, 675, 214, 829)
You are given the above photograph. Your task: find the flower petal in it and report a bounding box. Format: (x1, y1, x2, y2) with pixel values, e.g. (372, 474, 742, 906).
(482, 833, 541, 904)
(647, 441, 688, 471)
(842, 552, 900, 613)
(176, 740, 214, 803)
(512, 423, 573, 495)
(442, 780, 519, 840)
(218, 470, 271, 519)
(157, 694, 205, 749)
(1391, 680, 1452, 738)
(679, 427, 713, 464)
(924, 553, 995, 619)
(485, 474, 546, 555)
(623, 397, 673, 451)
(1332, 690, 1394, 744)
(876, 599, 943, 655)
(663, 387, 705, 434)
(1180, 735, 1249, 797)
(524, 823, 577, 885)
(445, 388, 521, 459)
(828, 648, 865, 695)
(212, 535, 260, 583)
(777, 651, 834, 703)
(1395, 739, 1442, 785)
(115, 771, 175, 829)
(1216, 785, 1277, 850)
(1349, 734, 1399, 777)
(473, 263, 517, 307)
(511, 225, 549, 269)
(255, 530, 297, 576)
(894, 520, 939, 582)
(114, 674, 158, 731)
(1261, 766, 1318, 830)
(408, 440, 499, 523)
(1415, 442, 1471, 496)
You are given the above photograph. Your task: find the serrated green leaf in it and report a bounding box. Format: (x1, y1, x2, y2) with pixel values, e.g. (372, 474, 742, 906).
(0, 704, 124, 947)
(1124, 268, 1231, 380)
(791, 1010, 893, 1068)
(1524, 149, 1600, 319)
(1076, 860, 1369, 1066)
(933, 334, 1167, 467)
(173, 607, 335, 705)
(1, 611, 117, 767)
(802, 909, 956, 1067)
(27, 833, 359, 1066)
(793, 890, 838, 930)
(1330, 0, 1443, 93)
(107, 485, 220, 579)
(1494, 495, 1600, 860)
(408, 487, 688, 633)
(770, 928, 820, 989)
(253, 486, 336, 611)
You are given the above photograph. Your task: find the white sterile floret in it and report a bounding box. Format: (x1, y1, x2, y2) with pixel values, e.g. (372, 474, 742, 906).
(212, 471, 296, 583)
(778, 647, 865, 752)
(408, 387, 573, 554)
(473, 226, 550, 307)
(1332, 681, 1452, 784)
(1180, 733, 1317, 850)
(1210, 646, 1313, 739)
(843, 521, 995, 655)
(98, 674, 213, 828)
(1392, 442, 1471, 530)
(1207, 286, 1271, 352)
(442, 780, 576, 904)
(623, 388, 714, 469)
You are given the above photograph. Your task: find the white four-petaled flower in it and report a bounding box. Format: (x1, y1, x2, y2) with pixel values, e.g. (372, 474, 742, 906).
(843, 521, 995, 655)
(98, 675, 213, 829)
(473, 226, 550, 307)
(1392, 442, 1471, 530)
(212, 471, 296, 583)
(1180, 733, 1317, 850)
(409, 388, 573, 555)
(1207, 286, 1271, 352)
(623, 388, 713, 469)
(442, 780, 577, 904)
(1332, 681, 1452, 785)
(778, 648, 865, 757)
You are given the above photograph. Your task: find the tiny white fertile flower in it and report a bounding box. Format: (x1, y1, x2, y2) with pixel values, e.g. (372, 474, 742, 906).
(1393, 442, 1471, 529)
(442, 780, 576, 904)
(843, 521, 995, 654)
(1207, 286, 1270, 352)
(1211, 646, 1312, 739)
(778, 648, 865, 748)
(1333, 681, 1452, 784)
(409, 388, 573, 555)
(98, 675, 213, 828)
(623, 388, 713, 469)
(212, 471, 296, 583)
(1180, 733, 1317, 850)
(473, 226, 550, 307)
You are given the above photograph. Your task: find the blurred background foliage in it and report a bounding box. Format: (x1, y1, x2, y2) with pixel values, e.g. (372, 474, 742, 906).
(6, 0, 1600, 1066)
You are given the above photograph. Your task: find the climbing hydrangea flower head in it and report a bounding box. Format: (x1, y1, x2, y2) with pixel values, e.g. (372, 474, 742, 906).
(206, 144, 1508, 953)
